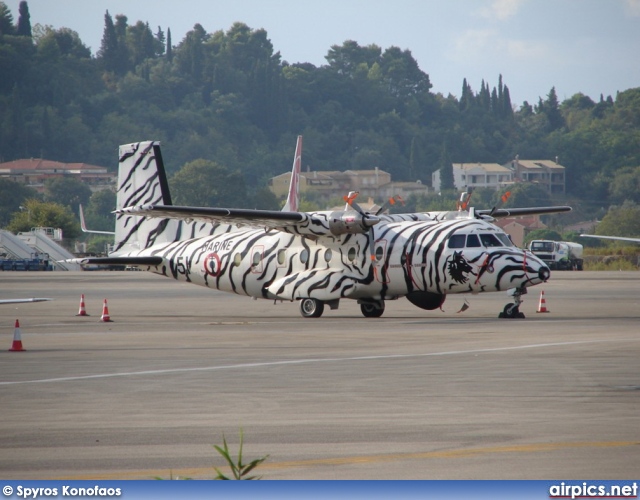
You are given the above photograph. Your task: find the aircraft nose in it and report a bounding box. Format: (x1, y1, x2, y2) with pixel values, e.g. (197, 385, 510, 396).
(538, 266, 550, 282)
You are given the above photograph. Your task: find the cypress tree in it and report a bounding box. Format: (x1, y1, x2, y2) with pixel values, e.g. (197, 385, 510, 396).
(439, 142, 455, 191)
(114, 14, 130, 74)
(16, 1, 31, 37)
(502, 84, 513, 118)
(98, 11, 119, 73)
(166, 28, 173, 62)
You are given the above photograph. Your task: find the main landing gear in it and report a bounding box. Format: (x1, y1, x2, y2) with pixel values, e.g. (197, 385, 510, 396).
(299, 298, 325, 318)
(499, 287, 526, 319)
(360, 301, 385, 318)
(298, 298, 386, 318)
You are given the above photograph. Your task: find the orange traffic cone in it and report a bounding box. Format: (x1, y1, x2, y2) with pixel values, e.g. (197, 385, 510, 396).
(536, 290, 549, 313)
(8, 319, 26, 352)
(100, 299, 113, 322)
(76, 294, 90, 316)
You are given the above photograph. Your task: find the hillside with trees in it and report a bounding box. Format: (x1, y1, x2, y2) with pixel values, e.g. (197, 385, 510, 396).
(1, 1, 639, 241)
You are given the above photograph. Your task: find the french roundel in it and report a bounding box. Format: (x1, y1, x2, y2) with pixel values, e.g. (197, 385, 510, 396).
(204, 253, 221, 277)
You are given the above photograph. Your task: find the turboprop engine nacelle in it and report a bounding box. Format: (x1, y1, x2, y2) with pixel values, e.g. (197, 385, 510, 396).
(328, 210, 380, 235)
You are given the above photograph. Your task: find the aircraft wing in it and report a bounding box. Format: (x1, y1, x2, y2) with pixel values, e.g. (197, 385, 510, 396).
(116, 204, 307, 229)
(580, 234, 640, 243)
(0, 298, 52, 305)
(476, 206, 572, 218)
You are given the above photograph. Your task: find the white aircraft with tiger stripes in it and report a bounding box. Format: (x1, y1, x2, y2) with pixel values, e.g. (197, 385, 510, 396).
(72, 138, 571, 319)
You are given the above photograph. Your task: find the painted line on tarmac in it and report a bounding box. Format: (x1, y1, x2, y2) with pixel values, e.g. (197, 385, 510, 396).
(1, 338, 636, 386)
(55, 441, 640, 480)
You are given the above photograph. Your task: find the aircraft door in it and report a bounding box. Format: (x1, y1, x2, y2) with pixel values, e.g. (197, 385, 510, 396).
(373, 239, 390, 283)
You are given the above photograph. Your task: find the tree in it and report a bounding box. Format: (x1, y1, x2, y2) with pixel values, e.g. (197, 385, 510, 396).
(127, 21, 159, 67)
(98, 11, 119, 73)
(0, 1, 15, 35)
(170, 159, 246, 207)
(325, 40, 381, 76)
(538, 87, 564, 131)
(154, 25, 165, 56)
(83, 188, 116, 232)
(43, 177, 92, 215)
(595, 201, 640, 238)
(608, 166, 640, 204)
(6, 198, 80, 239)
(0, 179, 39, 227)
(166, 27, 172, 61)
(438, 142, 454, 191)
(501, 183, 551, 208)
(16, 0, 31, 37)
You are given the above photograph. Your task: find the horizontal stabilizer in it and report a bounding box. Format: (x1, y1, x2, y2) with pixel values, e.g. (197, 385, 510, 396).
(117, 204, 306, 229)
(67, 256, 163, 267)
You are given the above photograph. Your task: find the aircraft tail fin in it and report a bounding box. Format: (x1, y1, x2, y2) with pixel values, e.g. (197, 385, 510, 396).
(282, 135, 302, 212)
(113, 141, 179, 254)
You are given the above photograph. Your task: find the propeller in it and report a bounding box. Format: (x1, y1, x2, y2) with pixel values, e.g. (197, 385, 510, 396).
(343, 191, 379, 262)
(457, 188, 474, 211)
(488, 190, 512, 218)
(375, 195, 405, 216)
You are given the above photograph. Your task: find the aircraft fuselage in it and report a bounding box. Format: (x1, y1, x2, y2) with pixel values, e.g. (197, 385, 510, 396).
(132, 213, 549, 305)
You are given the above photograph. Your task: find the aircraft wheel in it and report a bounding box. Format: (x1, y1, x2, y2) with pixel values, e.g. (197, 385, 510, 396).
(360, 303, 384, 318)
(300, 298, 324, 318)
(499, 303, 519, 319)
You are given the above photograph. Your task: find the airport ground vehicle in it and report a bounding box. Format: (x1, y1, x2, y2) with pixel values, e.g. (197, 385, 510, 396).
(528, 240, 583, 270)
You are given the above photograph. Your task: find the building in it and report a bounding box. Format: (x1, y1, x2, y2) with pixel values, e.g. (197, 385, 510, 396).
(269, 167, 428, 205)
(494, 216, 547, 247)
(431, 158, 566, 194)
(431, 163, 513, 192)
(0, 158, 116, 193)
(504, 157, 566, 194)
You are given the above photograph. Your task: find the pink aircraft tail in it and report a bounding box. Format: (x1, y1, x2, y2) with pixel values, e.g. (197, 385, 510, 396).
(282, 135, 302, 212)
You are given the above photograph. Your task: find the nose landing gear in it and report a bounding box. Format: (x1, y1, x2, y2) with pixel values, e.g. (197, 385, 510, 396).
(499, 287, 526, 319)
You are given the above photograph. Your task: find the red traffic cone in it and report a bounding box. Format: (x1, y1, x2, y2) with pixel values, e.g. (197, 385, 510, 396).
(76, 294, 90, 316)
(536, 290, 549, 313)
(100, 299, 113, 322)
(9, 319, 26, 352)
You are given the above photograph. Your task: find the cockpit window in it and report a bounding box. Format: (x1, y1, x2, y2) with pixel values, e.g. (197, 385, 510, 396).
(480, 234, 502, 247)
(448, 234, 465, 248)
(450, 233, 513, 249)
(466, 234, 481, 247)
(496, 233, 514, 247)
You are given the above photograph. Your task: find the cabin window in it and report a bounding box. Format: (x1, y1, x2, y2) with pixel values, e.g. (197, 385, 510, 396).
(324, 248, 332, 263)
(375, 245, 385, 262)
(480, 234, 502, 247)
(277, 249, 286, 266)
(233, 253, 242, 266)
(466, 234, 481, 247)
(300, 249, 309, 264)
(347, 247, 357, 261)
(252, 251, 261, 266)
(448, 234, 465, 248)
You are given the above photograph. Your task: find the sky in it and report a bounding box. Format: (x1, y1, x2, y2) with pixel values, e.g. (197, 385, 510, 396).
(4, 0, 640, 106)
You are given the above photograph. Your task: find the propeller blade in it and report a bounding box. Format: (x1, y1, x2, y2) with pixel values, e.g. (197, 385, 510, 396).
(375, 195, 405, 215)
